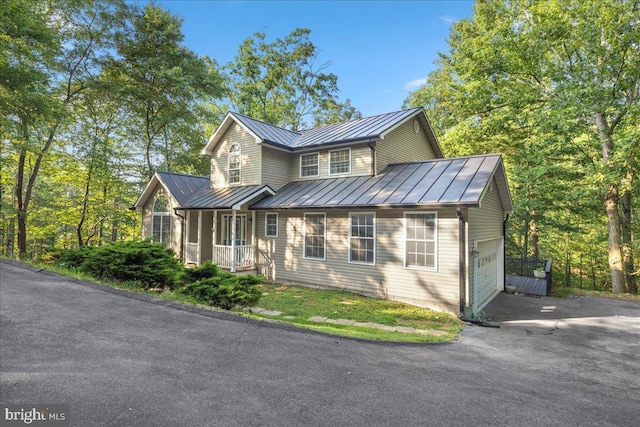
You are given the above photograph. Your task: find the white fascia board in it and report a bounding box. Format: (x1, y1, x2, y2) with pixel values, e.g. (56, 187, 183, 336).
(231, 186, 276, 210)
(378, 108, 423, 140)
(200, 112, 262, 155)
(132, 173, 167, 211)
(477, 156, 514, 214)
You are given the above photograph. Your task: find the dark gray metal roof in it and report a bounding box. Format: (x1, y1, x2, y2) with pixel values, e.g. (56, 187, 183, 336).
(251, 154, 507, 210)
(181, 184, 274, 210)
(156, 172, 209, 205)
(231, 113, 300, 148)
(295, 107, 423, 148)
(229, 108, 424, 149)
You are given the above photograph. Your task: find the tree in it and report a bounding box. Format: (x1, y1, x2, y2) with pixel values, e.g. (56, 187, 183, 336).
(406, 0, 639, 293)
(218, 28, 361, 130)
(108, 3, 222, 180)
(1, 0, 126, 258)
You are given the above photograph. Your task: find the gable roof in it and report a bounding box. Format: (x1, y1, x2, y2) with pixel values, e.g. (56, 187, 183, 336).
(181, 184, 275, 210)
(132, 172, 209, 211)
(251, 154, 513, 212)
(201, 107, 443, 157)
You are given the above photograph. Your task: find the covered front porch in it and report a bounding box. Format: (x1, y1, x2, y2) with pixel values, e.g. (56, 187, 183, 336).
(184, 209, 257, 272)
(177, 184, 274, 272)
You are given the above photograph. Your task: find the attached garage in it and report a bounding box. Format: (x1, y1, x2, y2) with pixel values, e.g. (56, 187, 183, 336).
(473, 237, 504, 312)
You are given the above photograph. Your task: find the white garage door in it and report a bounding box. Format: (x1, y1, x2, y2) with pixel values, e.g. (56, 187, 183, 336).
(474, 238, 502, 312)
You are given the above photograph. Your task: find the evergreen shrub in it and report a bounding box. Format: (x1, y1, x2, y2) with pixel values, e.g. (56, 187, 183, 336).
(60, 240, 183, 289)
(179, 272, 262, 309)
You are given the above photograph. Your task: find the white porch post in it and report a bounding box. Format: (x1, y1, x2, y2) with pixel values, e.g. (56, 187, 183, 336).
(231, 210, 237, 273)
(197, 211, 202, 266)
(212, 210, 217, 264)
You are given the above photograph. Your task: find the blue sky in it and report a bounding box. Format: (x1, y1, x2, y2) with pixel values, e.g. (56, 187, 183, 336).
(154, 0, 475, 117)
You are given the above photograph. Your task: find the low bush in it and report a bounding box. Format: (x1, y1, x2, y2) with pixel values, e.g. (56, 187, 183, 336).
(181, 260, 220, 283)
(179, 272, 262, 309)
(60, 240, 183, 289)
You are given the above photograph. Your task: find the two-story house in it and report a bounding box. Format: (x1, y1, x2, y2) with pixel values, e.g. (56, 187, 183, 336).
(133, 107, 513, 315)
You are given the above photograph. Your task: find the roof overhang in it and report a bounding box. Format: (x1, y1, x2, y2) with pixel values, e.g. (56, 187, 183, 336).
(478, 156, 514, 214)
(379, 108, 444, 158)
(179, 185, 276, 211)
(132, 173, 168, 211)
(200, 112, 262, 156)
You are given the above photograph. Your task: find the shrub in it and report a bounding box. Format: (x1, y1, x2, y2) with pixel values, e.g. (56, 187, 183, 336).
(179, 272, 262, 309)
(60, 240, 183, 289)
(59, 246, 96, 269)
(181, 260, 220, 283)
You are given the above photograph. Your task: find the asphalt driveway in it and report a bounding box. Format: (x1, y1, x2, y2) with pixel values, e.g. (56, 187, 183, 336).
(1, 260, 639, 426)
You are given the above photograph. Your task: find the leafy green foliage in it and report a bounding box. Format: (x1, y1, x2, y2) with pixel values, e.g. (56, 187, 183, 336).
(405, 0, 639, 292)
(179, 273, 262, 309)
(60, 240, 182, 289)
(217, 28, 361, 130)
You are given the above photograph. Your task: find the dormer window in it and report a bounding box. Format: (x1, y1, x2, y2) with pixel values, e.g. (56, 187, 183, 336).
(329, 148, 351, 175)
(300, 152, 319, 178)
(228, 143, 241, 185)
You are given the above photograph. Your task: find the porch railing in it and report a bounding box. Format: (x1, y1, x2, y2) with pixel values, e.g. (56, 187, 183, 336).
(185, 242, 199, 264)
(506, 257, 553, 296)
(213, 245, 255, 270)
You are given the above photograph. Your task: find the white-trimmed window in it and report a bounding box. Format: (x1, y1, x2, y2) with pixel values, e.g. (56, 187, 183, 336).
(404, 212, 437, 270)
(228, 143, 241, 184)
(349, 212, 375, 264)
(304, 213, 326, 260)
(152, 196, 171, 244)
(265, 212, 278, 237)
(329, 148, 351, 175)
(300, 152, 319, 177)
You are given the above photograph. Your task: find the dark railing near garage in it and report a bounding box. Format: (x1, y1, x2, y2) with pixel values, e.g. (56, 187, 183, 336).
(506, 257, 553, 296)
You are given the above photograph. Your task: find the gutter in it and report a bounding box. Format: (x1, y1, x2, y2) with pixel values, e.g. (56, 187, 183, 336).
(174, 209, 185, 261)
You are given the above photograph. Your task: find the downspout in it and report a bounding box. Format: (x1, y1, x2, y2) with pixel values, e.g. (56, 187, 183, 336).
(367, 140, 377, 176)
(503, 214, 510, 291)
(456, 208, 468, 316)
(174, 209, 185, 261)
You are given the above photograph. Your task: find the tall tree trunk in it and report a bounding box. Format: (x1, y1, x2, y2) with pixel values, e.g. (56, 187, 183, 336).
(529, 214, 538, 261)
(595, 112, 626, 294)
(605, 184, 626, 293)
(620, 175, 636, 293)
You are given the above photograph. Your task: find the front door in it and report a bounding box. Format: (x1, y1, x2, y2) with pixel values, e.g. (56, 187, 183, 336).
(222, 214, 247, 246)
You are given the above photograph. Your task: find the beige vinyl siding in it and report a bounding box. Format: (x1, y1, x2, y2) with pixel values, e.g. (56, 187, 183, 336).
(201, 211, 213, 261)
(210, 122, 262, 188)
(255, 208, 459, 313)
(467, 177, 506, 309)
(376, 119, 437, 173)
(140, 184, 182, 256)
(261, 147, 291, 190)
(289, 144, 372, 181)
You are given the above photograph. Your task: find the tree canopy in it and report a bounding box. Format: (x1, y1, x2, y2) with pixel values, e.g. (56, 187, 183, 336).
(405, 0, 639, 293)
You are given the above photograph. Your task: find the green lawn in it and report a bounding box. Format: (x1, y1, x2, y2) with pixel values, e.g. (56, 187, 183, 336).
(234, 283, 463, 343)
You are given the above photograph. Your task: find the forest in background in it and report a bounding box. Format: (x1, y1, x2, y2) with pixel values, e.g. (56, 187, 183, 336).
(1, 0, 638, 293)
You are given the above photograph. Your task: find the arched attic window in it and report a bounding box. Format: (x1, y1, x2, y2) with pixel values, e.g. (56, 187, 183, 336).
(228, 143, 241, 185)
(152, 196, 171, 244)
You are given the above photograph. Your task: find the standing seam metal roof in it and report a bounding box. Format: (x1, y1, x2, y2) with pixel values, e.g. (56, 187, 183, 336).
(229, 108, 423, 149)
(156, 172, 209, 205)
(250, 154, 505, 209)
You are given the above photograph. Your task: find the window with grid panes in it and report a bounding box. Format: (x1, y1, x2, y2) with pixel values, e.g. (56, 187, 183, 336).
(304, 213, 326, 259)
(404, 212, 436, 269)
(265, 213, 278, 237)
(329, 148, 351, 175)
(349, 213, 374, 264)
(300, 153, 319, 177)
